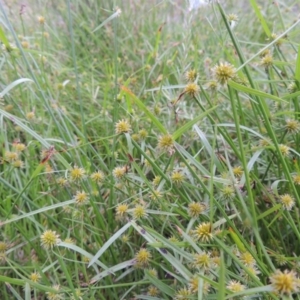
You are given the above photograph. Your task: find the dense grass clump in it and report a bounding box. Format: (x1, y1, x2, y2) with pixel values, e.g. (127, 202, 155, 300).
(1, 0, 300, 299)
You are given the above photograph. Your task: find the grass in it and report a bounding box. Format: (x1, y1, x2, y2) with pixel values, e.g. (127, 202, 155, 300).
(1, 0, 300, 299)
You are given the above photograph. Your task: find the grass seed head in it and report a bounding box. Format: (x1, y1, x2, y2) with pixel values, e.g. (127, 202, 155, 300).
(40, 230, 60, 250)
(90, 171, 105, 183)
(185, 69, 197, 82)
(174, 287, 192, 300)
(135, 248, 151, 268)
(193, 222, 213, 242)
(188, 202, 205, 218)
(69, 165, 86, 181)
(212, 62, 236, 85)
(74, 191, 89, 206)
(115, 119, 131, 134)
(279, 194, 295, 210)
(184, 82, 200, 97)
(29, 271, 41, 283)
(270, 269, 299, 296)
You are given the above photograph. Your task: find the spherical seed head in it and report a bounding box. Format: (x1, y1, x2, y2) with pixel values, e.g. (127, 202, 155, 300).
(148, 268, 158, 277)
(139, 129, 148, 140)
(192, 252, 211, 270)
(226, 280, 245, 292)
(185, 69, 197, 82)
(12, 159, 24, 168)
(174, 287, 192, 300)
(26, 111, 35, 120)
(188, 202, 205, 218)
(74, 191, 89, 206)
(112, 166, 127, 179)
(286, 119, 300, 133)
(207, 80, 218, 91)
(212, 62, 236, 85)
(0, 242, 8, 252)
(221, 185, 235, 201)
(184, 82, 200, 97)
(133, 205, 147, 219)
(90, 171, 105, 183)
(57, 177, 68, 187)
(260, 49, 271, 58)
(240, 251, 256, 267)
(279, 194, 295, 210)
(227, 13, 238, 22)
(157, 134, 174, 154)
(150, 189, 162, 202)
(148, 286, 159, 296)
(242, 265, 260, 281)
(171, 171, 185, 186)
(29, 272, 41, 283)
(135, 248, 151, 268)
(69, 166, 86, 181)
(4, 151, 18, 162)
(13, 143, 26, 152)
(189, 276, 210, 294)
(232, 166, 243, 178)
(271, 33, 283, 46)
(40, 230, 60, 250)
(270, 269, 299, 296)
(260, 54, 273, 68)
(287, 82, 297, 94)
(152, 175, 161, 186)
(293, 174, 300, 185)
(46, 285, 63, 300)
(115, 119, 131, 134)
(121, 234, 130, 243)
(279, 144, 289, 157)
(193, 222, 213, 242)
(38, 16, 45, 24)
(116, 203, 129, 217)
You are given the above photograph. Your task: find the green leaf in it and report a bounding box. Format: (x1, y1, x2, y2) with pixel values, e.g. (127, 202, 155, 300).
(0, 26, 10, 49)
(249, 0, 271, 37)
(228, 81, 287, 103)
(172, 105, 217, 140)
(121, 87, 166, 134)
(295, 45, 300, 83)
(88, 221, 132, 267)
(217, 252, 226, 300)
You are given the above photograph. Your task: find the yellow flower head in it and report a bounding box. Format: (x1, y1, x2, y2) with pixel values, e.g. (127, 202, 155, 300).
(226, 280, 245, 292)
(188, 202, 206, 218)
(212, 62, 236, 85)
(112, 166, 127, 179)
(74, 191, 89, 206)
(40, 230, 60, 250)
(29, 272, 41, 283)
(116, 203, 129, 217)
(286, 119, 300, 134)
(260, 54, 273, 68)
(171, 170, 185, 186)
(279, 194, 295, 211)
(69, 165, 86, 181)
(192, 252, 211, 270)
(135, 248, 151, 268)
(133, 205, 148, 219)
(185, 69, 197, 82)
(184, 82, 200, 97)
(90, 171, 105, 183)
(270, 269, 299, 296)
(192, 222, 213, 242)
(157, 134, 175, 154)
(115, 119, 131, 134)
(174, 287, 192, 300)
